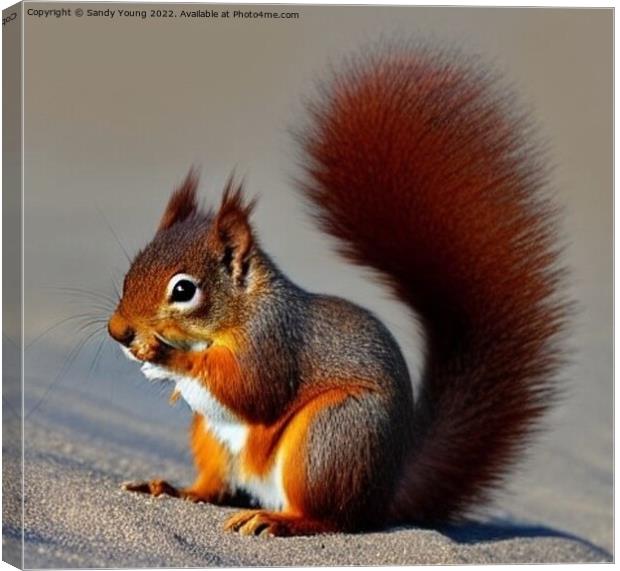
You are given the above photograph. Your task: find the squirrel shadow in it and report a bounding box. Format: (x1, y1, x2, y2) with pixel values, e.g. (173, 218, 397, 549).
(431, 519, 612, 560)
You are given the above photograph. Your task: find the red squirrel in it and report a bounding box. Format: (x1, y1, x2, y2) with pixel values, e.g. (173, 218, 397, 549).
(107, 45, 567, 537)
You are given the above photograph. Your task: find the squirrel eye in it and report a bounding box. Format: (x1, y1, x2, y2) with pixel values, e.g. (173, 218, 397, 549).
(167, 273, 202, 309)
(171, 280, 196, 302)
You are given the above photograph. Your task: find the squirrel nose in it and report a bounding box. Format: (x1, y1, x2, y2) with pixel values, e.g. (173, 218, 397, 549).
(108, 313, 136, 347)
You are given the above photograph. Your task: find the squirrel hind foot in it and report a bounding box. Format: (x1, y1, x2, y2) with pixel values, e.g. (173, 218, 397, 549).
(224, 509, 336, 537)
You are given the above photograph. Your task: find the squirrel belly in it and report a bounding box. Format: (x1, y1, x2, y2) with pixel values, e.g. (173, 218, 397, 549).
(109, 43, 567, 536)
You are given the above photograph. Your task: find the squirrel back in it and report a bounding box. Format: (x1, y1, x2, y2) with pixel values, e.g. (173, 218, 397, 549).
(297, 45, 568, 523)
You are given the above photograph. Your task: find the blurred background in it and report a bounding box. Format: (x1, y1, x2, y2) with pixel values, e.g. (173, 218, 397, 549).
(15, 4, 612, 555)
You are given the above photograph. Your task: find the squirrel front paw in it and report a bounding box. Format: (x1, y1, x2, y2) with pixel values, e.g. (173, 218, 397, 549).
(139, 362, 173, 382)
(121, 479, 204, 502)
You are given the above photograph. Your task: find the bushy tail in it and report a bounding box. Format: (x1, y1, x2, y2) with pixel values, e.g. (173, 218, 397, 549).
(297, 44, 568, 524)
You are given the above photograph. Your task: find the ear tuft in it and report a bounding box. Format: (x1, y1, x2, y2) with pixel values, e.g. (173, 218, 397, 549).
(158, 168, 200, 231)
(215, 174, 257, 284)
(218, 174, 257, 223)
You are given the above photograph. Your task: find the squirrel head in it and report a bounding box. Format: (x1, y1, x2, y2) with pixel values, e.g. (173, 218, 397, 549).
(108, 170, 259, 362)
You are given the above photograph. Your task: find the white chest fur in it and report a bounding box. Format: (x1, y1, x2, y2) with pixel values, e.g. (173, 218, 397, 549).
(140, 363, 249, 454)
(138, 362, 287, 510)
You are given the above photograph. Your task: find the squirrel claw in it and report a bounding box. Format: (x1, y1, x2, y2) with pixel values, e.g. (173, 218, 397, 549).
(121, 480, 148, 493)
(224, 510, 324, 537)
(224, 509, 262, 534)
(258, 527, 276, 538)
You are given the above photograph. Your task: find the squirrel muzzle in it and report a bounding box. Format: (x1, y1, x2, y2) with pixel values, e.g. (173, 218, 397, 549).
(108, 311, 135, 348)
(108, 310, 164, 362)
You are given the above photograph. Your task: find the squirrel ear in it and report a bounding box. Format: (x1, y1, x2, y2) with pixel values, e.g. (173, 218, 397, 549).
(214, 175, 257, 285)
(158, 169, 199, 231)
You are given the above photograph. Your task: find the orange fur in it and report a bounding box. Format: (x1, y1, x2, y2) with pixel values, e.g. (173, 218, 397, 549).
(278, 387, 355, 515)
(167, 342, 249, 419)
(239, 384, 364, 482)
(187, 413, 232, 502)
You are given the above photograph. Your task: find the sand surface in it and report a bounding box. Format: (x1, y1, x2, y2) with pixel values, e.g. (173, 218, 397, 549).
(2, 356, 613, 567)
